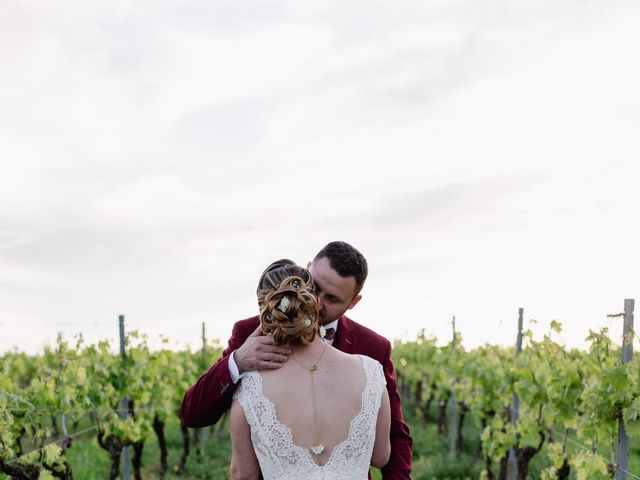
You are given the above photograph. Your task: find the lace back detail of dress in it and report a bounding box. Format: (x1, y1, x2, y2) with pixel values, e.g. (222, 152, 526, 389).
(234, 355, 386, 480)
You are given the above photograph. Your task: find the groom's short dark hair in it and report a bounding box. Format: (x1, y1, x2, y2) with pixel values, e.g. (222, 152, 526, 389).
(314, 241, 368, 295)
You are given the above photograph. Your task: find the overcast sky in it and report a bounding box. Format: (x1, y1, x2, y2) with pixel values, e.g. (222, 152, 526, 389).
(1, 0, 639, 354)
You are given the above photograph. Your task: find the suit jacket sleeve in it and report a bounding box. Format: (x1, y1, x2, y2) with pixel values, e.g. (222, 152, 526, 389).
(180, 321, 248, 428)
(380, 340, 413, 480)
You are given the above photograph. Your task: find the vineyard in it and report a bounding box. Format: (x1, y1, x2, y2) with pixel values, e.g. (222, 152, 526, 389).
(1, 303, 639, 480)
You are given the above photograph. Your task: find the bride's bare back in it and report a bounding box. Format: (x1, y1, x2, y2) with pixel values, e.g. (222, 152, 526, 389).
(261, 341, 367, 466)
(231, 340, 390, 480)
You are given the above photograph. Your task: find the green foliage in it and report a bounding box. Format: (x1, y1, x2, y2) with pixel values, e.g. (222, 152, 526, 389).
(0, 333, 219, 478)
(2, 320, 640, 479)
(572, 451, 610, 480)
(394, 321, 639, 479)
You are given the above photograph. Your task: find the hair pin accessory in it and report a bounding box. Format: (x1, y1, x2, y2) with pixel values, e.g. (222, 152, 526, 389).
(277, 296, 292, 313)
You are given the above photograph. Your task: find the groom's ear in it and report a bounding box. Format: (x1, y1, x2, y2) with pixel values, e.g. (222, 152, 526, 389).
(347, 294, 362, 310)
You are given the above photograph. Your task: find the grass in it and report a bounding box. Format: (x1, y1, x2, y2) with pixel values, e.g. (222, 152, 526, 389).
(12, 416, 233, 480)
(56, 410, 487, 479)
(5, 413, 378, 480)
(6, 406, 640, 479)
(408, 407, 483, 480)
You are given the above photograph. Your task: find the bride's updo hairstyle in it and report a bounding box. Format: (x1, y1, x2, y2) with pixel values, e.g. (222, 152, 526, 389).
(257, 259, 318, 346)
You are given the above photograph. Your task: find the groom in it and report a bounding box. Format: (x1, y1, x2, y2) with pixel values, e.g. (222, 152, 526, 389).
(181, 241, 412, 479)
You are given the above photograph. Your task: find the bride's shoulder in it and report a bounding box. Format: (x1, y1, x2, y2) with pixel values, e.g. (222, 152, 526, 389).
(353, 354, 385, 384)
(355, 354, 383, 370)
(327, 348, 362, 372)
(332, 349, 383, 372)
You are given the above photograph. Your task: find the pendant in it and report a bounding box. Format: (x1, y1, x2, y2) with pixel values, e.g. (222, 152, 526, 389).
(310, 444, 324, 455)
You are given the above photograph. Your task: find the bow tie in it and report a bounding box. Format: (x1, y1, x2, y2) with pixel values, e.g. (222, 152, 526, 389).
(321, 327, 336, 341)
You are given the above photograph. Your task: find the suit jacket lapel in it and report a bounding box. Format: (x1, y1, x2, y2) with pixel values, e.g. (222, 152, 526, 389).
(333, 316, 355, 353)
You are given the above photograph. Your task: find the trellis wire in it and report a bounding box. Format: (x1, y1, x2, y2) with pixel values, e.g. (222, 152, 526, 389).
(6, 424, 99, 464)
(552, 428, 640, 480)
(4, 406, 173, 413)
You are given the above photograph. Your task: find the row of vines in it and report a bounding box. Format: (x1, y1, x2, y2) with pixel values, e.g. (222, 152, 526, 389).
(2, 319, 639, 479)
(1, 333, 221, 480)
(393, 321, 640, 480)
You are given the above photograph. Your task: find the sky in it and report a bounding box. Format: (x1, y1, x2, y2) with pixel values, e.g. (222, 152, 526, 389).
(1, 0, 639, 354)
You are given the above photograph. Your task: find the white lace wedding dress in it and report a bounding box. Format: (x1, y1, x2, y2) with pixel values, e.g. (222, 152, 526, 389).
(233, 354, 386, 480)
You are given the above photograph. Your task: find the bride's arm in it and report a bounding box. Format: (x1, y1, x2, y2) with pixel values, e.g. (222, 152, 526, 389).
(230, 399, 260, 480)
(371, 388, 391, 468)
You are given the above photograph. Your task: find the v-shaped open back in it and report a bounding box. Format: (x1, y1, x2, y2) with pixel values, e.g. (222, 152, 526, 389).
(259, 354, 369, 468)
(234, 355, 386, 480)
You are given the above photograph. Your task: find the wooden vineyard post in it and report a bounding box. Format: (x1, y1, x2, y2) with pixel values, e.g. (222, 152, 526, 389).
(119, 315, 131, 480)
(201, 322, 209, 449)
(192, 322, 208, 454)
(616, 299, 634, 480)
(508, 308, 524, 480)
(448, 316, 457, 458)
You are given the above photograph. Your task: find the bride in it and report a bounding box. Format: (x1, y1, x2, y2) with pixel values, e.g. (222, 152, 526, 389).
(230, 261, 391, 480)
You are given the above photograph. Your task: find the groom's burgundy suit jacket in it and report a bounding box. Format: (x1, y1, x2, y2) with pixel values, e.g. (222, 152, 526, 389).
(181, 315, 413, 480)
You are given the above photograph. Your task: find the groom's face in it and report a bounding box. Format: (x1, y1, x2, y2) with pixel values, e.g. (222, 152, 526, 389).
(308, 256, 362, 325)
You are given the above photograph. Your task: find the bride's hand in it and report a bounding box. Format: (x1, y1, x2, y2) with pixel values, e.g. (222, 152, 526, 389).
(235, 326, 292, 373)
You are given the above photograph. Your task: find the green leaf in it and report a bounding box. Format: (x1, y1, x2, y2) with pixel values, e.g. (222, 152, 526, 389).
(43, 443, 62, 464)
(550, 320, 562, 334)
(572, 452, 609, 480)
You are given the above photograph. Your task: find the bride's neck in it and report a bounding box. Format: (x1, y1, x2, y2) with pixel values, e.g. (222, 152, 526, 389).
(288, 335, 324, 356)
